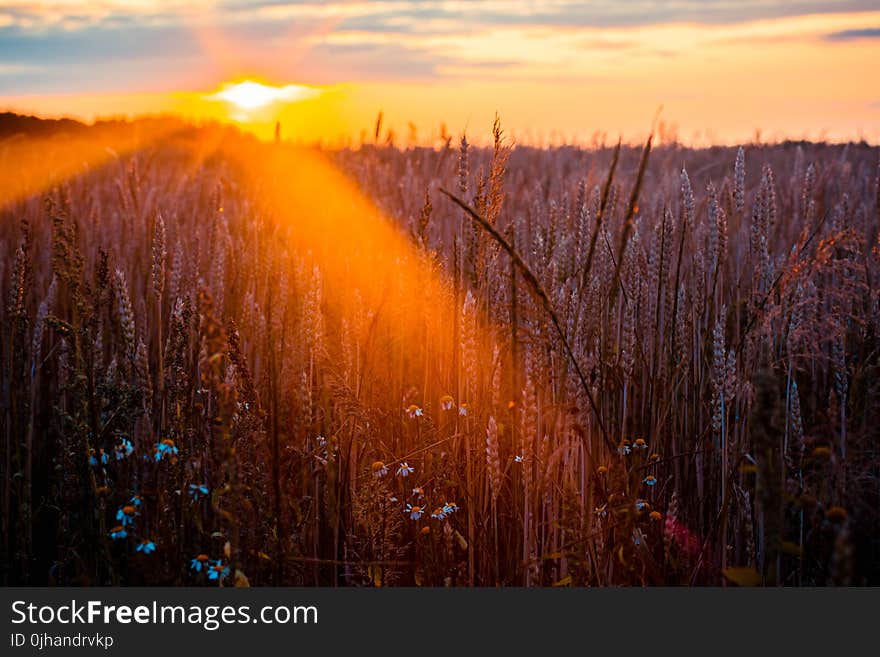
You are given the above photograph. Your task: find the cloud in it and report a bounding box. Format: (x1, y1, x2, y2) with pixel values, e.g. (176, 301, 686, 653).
(0, 63, 41, 75)
(824, 27, 880, 40)
(2, 1, 879, 33)
(1, 1, 880, 95)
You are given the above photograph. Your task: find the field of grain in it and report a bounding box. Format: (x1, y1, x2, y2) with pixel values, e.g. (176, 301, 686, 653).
(1, 118, 878, 586)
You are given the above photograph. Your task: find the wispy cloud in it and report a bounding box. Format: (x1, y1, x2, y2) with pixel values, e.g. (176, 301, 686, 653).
(825, 27, 880, 40)
(0, 62, 40, 75)
(2, 1, 879, 33)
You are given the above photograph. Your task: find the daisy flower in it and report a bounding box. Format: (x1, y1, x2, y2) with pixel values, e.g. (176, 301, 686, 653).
(89, 449, 109, 467)
(116, 505, 137, 526)
(396, 462, 414, 478)
(188, 483, 209, 501)
(405, 504, 425, 520)
(115, 437, 134, 460)
(190, 554, 210, 573)
(208, 560, 230, 581)
(405, 404, 423, 419)
(371, 461, 388, 478)
(154, 438, 179, 462)
(137, 540, 156, 554)
(440, 395, 455, 411)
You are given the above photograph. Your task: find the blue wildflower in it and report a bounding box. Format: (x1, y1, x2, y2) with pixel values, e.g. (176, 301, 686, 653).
(89, 449, 109, 467)
(191, 554, 210, 572)
(643, 475, 657, 487)
(442, 501, 459, 515)
(154, 439, 179, 462)
(137, 540, 156, 554)
(109, 526, 127, 540)
(115, 438, 134, 460)
(188, 484, 209, 501)
(208, 560, 230, 581)
(405, 503, 425, 520)
(116, 504, 138, 526)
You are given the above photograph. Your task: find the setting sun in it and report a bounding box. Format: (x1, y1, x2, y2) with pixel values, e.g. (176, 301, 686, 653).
(208, 80, 321, 111)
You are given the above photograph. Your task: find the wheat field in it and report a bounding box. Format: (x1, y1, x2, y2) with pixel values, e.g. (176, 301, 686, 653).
(1, 117, 878, 586)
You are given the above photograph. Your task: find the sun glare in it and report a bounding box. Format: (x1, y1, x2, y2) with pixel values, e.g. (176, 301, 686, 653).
(208, 80, 321, 111)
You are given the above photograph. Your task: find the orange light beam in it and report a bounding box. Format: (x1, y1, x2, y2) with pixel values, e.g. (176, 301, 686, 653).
(0, 119, 182, 211)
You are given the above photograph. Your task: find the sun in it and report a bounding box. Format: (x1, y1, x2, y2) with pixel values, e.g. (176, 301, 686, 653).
(185, 78, 340, 141)
(208, 80, 321, 112)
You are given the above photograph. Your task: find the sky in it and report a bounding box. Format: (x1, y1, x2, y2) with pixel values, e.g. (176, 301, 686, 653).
(1, 1, 880, 144)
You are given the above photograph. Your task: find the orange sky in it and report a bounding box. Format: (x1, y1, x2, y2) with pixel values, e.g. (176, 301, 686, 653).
(1, 3, 879, 145)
